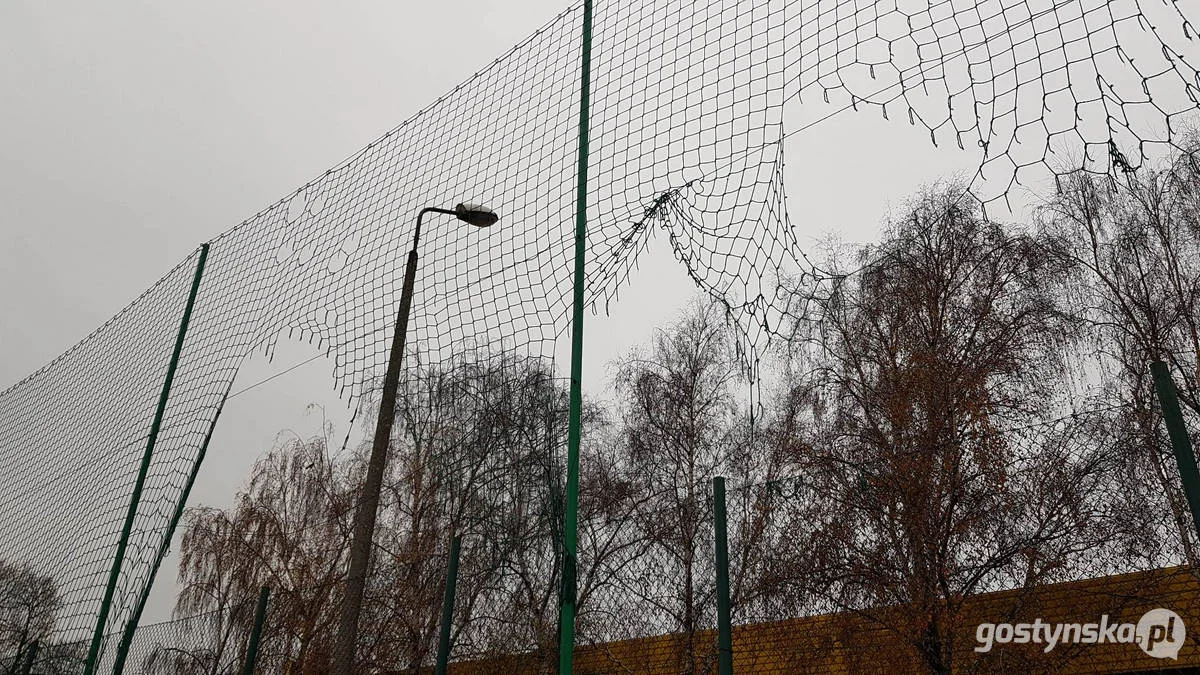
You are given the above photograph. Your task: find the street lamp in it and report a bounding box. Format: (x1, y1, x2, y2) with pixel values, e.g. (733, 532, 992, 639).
(333, 202, 498, 675)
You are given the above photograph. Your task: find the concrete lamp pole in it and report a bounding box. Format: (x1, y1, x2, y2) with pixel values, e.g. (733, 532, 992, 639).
(332, 203, 498, 675)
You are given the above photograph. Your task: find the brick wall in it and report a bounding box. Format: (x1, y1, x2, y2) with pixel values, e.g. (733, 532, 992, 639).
(446, 567, 1200, 674)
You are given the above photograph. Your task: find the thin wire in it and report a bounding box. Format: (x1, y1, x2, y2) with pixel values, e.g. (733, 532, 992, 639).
(228, 355, 325, 400)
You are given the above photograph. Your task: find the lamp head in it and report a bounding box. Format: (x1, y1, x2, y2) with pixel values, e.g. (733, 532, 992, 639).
(455, 203, 499, 227)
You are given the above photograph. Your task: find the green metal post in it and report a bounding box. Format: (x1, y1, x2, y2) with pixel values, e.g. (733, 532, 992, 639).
(241, 586, 271, 675)
(1150, 361, 1200, 539)
(18, 641, 39, 675)
(110, 382, 232, 674)
(558, 0, 593, 672)
(84, 243, 209, 675)
(434, 535, 462, 675)
(713, 477, 733, 675)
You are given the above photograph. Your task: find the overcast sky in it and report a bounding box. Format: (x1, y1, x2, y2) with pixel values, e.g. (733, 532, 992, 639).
(0, 1, 981, 625)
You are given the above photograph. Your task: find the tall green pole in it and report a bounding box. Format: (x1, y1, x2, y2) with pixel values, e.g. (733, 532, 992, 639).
(1150, 361, 1200, 539)
(84, 243, 210, 675)
(434, 535, 462, 675)
(110, 381, 232, 674)
(713, 477, 733, 675)
(241, 586, 272, 675)
(558, 0, 593, 672)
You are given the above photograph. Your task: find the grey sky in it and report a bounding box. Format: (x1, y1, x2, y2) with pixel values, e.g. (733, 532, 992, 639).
(1, 1, 984, 626)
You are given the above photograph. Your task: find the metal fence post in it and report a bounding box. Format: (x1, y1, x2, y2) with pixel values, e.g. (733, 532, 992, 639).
(241, 586, 271, 675)
(435, 535, 462, 675)
(558, 1, 594, 672)
(1150, 361, 1200, 540)
(18, 641, 39, 675)
(713, 476, 733, 675)
(111, 382, 233, 675)
(84, 243, 210, 675)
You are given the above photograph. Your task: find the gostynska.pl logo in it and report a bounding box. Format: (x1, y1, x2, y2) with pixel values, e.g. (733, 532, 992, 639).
(975, 608, 1184, 659)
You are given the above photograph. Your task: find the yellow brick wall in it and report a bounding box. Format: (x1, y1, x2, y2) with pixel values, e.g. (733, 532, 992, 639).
(446, 567, 1200, 674)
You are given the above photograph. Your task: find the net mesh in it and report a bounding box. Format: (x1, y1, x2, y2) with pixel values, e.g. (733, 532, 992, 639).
(1, 0, 1199, 670)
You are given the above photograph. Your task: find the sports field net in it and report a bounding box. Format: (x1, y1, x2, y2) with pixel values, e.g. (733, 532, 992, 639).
(1, 0, 1198, 669)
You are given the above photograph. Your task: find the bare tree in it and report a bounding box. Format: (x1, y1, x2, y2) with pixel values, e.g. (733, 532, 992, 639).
(778, 184, 1134, 673)
(171, 355, 639, 674)
(174, 428, 352, 674)
(610, 300, 753, 675)
(1039, 146, 1200, 565)
(379, 354, 642, 674)
(0, 561, 59, 674)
